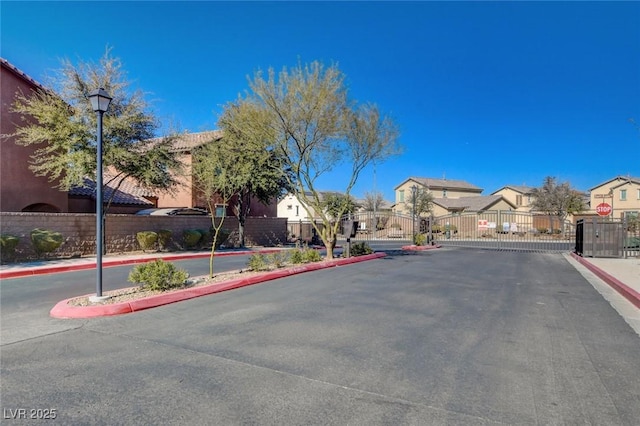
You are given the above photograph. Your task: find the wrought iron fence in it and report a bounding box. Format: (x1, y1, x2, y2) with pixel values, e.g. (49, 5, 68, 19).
(576, 217, 639, 258)
(432, 211, 575, 252)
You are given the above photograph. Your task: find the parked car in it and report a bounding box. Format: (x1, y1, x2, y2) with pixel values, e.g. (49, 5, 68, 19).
(135, 208, 209, 216)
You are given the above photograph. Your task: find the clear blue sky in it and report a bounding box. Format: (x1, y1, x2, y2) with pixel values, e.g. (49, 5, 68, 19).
(2, 1, 639, 202)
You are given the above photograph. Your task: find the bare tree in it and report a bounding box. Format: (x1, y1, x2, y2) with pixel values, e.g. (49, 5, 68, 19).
(531, 176, 586, 234)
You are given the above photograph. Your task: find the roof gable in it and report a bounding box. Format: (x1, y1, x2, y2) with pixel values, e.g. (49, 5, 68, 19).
(491, 185, 535, 195)
(395, 176, 483, 192)
(433, 195, 516, 212)
(589, 175, 640, 191)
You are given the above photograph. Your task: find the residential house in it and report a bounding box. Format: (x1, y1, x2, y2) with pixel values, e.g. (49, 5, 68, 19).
(393, 177, 483, 215)
(1, 58, 68, 212)
(153, 130, 277, 217)
(431, 195, 517, 217)
(491, 185, 535, 212)
(589, 176, 640, 221)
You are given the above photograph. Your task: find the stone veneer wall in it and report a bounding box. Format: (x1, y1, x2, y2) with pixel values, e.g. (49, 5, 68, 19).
(0, 212, 287, 262)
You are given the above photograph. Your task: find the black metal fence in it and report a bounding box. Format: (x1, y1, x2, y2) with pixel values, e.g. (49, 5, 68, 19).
(432, 211, 575, 252)
(576, 217, 639, 258)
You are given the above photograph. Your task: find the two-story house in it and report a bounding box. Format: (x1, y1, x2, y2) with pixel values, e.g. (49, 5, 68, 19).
(490, 185, 535, 212)
(589, 176, 640, 221)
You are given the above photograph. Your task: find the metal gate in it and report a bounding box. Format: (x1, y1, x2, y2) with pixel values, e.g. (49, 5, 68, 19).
(576, 217, 640, 258)
(338, 211, 414, 243)
(432, 211, 575, 252)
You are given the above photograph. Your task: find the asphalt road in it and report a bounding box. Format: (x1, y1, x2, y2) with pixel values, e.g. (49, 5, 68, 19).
(0, 254, 252, 344)
(2, 248, 639, 425)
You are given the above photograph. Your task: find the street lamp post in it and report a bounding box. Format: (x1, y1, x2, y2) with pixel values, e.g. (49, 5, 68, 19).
(411, 185, 417, 244)
(88, 88, 112, 302)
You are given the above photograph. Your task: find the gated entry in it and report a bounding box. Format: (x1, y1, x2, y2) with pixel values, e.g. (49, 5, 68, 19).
(576, 217, 640, 258)
(337, 211, 414, 243)
(432, 211, 575, 252)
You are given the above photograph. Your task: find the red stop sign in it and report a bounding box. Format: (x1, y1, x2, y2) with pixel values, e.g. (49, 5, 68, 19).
(596, 202, 612, 216)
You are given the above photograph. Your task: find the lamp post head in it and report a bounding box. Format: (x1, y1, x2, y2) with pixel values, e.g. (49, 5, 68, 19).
(88, 88, 112, 112)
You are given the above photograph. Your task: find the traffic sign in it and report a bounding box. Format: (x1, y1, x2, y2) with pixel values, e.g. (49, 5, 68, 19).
(596, 202, 612, 216)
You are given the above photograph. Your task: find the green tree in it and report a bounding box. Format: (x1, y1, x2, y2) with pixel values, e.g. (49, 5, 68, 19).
(217, 101, 292, 247)
(7, 48, 182, 208)
(531, 176, 586, 233)
(321, 192, 358, 220)
(222, 61, 401, 259)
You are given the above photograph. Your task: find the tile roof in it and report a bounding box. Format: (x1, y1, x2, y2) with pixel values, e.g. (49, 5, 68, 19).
(69, 176, 155, 206)
(1, 58, 48, 92)
(589, 175, 640, 191)
(149, 130, 223, 152)
(403, 177, 483, 192)
(433, 195, 508, 212)
(492, 185, 536, 195)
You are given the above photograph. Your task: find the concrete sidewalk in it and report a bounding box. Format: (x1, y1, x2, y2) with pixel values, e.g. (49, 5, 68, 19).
(569, 253, 640, 309)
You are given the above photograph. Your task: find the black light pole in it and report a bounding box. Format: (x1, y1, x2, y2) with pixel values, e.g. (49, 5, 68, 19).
(411, 185, 417, 243)
(88, 88, 112, 301)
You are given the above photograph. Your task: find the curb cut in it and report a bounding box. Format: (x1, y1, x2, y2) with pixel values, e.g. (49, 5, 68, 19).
(50, 252, 387, 319)
(570, 252, 640, 309)
(401, 244, 442, 251)
(0, 249, 285, 280)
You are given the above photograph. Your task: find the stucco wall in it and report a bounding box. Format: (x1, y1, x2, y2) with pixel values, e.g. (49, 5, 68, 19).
(1, 62, 69, 213)
(0, 212, 287, 262)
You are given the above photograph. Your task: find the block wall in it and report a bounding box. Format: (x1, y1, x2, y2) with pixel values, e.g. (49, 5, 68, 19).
(0, 212, 287, 262)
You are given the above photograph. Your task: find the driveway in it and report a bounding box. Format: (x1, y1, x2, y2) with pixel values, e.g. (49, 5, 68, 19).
(2, 248, 639, 425)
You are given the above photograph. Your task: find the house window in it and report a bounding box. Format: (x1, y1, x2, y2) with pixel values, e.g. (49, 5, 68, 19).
(620, 189, 627, 201)
(637, 189, 640, 200)
(399, 190, 405, 203)
(516, 195, 523, 206)
(295, 206, 299, 216)
(287, 205, 292, 210)
(443, 189, 447, 198)
(215, 205, 226, 217)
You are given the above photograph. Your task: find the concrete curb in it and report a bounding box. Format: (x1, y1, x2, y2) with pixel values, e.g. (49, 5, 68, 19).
(0, 249, 285, 280)
(50, 252, 387, 319)
(570, 252, 640, 309)
(401, 244, 442, 251)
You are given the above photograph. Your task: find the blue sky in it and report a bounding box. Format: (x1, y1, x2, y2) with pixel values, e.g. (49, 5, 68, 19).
(2, 1, 639, 202)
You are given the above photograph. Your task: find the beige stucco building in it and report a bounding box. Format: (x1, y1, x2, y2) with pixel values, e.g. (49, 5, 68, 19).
(491, 185, 535, 212)
(393, 177, 484, 215)
(588, 176, 640, 220)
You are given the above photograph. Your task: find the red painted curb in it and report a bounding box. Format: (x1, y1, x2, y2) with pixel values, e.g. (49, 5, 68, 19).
(50, 252, 386, 319)
(570, 252, 640, 309)
(0, 249, 285, 280)
(401, 244, 442, 251)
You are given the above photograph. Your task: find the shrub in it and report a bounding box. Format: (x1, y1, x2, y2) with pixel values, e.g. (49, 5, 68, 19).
(30, 228, 63, 257)
(350, 242, 373, 256)
(128, 259, 189, 291)
(303, 248, 322, 262)
(136, 231, 158, 252)
(413, 233, 426, 246)
(183, 229, 202, 248)
(247, 253, 268, 271)
(1, 234, 20, 261)
(157, 229, 172, 250)
(266, 251, 289, 268)
(289, 249, 304, 264)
